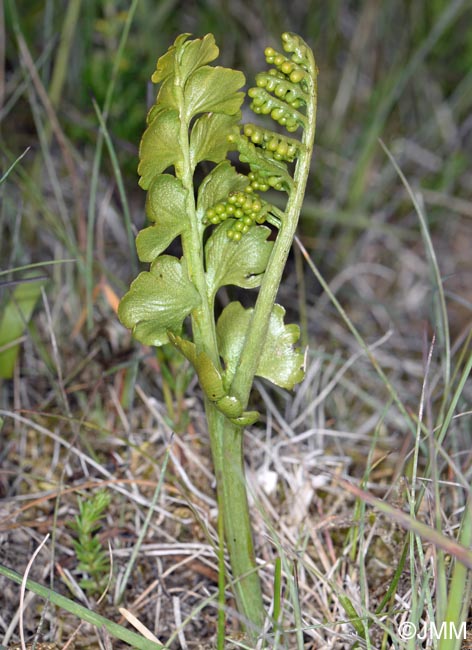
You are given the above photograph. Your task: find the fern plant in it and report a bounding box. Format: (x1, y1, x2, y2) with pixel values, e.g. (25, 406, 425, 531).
(118, 32, 317, 639)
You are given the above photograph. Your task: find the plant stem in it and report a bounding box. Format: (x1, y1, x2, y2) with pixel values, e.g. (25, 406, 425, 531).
(216, 481, 227, 650)
(207, 403, 266, 633)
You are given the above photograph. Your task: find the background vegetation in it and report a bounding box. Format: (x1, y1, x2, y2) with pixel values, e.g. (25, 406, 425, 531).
(1, 1, 471, 648)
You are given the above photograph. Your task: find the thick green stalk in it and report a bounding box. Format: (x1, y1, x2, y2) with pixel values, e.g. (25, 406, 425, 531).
(230, 50, 318, 408)
(207, 404, 266, 633)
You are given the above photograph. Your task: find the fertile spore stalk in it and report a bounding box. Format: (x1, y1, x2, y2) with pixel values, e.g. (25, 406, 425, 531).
(118, 32, 317, 639)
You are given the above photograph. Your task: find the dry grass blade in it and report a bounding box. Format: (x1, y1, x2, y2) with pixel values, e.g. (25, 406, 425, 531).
(19, 535, 50, 650)
(336, 477, 472, 569)
(118, 607, 163, 645)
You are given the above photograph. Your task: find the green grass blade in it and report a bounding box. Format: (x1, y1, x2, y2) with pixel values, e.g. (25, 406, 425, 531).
(115, 441, 171, 604)
(0, 275, 46, 379)
(0, 563, 164, 649)
(0, 259, 76, 278)
(272, 555, 282, 627)
(434, 348, 472, 450)
(337, 593, 365, 639)
(348, 0, 467, 207)
(290, 561, 305, 650)
(85, 0, 139, 330)
(48, 0, 82, 109)
(295, 235, 416, 436)
(438, 499, 472, 650)
(0, 147, 30, 185)
(337, 477, 472, 569)
(91, 97, 138, 275)
(380, 141, 451, 394)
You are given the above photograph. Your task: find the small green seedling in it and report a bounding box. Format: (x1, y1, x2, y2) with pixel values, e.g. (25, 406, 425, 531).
(69, 490, 111, 598)
(118, 32, 317, 640)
